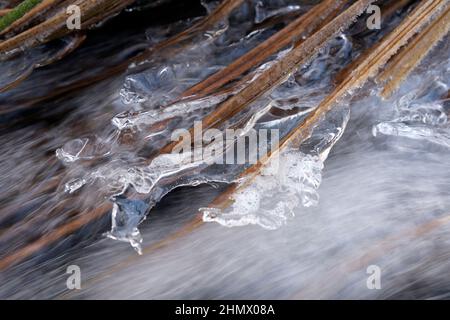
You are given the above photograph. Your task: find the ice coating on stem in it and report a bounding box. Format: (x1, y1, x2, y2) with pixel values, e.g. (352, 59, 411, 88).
(202, 105, 350, 230)
(105, 197, 150, 254)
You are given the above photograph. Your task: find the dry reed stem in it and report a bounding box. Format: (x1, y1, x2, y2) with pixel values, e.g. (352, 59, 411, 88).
(0, 0, 135, 54)
(378, 3, 450, 98)
(182, 0, 349, 98)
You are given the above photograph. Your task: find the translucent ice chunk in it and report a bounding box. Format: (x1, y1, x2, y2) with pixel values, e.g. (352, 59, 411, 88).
(202, 151, 323, 230)
(77, 151, 204, 197)
(112, 93, 227, 131)
(373, 122, 450, 149)
(120, 66, 178, 106)
(105, 197, 150, 254)
(373, 82, 449, 149)
(395, 103, 448, 126)
(56, 138, 89, 163)
(254, 1, 301, 24)
(64, 178, 87, 194)
(201, 104, 350, 230)
(56, 136, 110, 164)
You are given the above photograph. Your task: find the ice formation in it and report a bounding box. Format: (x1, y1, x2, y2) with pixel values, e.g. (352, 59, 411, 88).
(54, 0, 360, 250)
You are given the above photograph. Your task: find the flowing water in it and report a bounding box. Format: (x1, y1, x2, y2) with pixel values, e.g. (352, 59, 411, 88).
(0, 0, 449, 299)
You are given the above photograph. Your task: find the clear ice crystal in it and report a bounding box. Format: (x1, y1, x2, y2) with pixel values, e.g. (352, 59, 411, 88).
(373, 44, 450, 148)
(56, 138, 89, 163)
(202, 150, 324, 230)
(64, 178, 87, 194)
(374, 122, 450, 149)
(373, 83, 449, 148)
(105, 197, 150, 255)
(56, 136, 110, 164)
